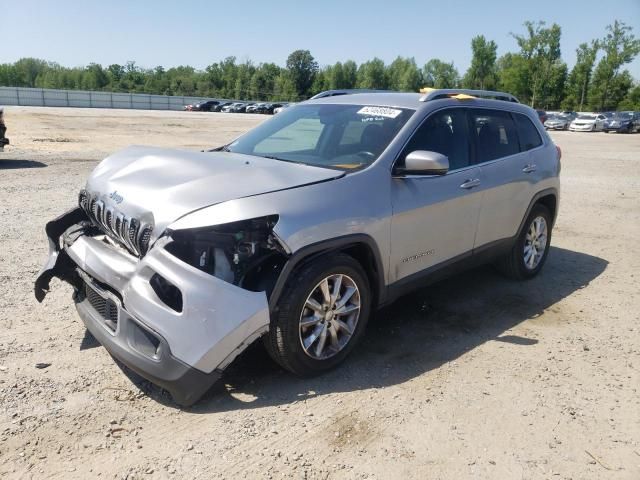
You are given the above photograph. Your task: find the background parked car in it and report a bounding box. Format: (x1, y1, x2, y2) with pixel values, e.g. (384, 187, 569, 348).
(184, 100, 218, 111)
(544, 114, 571, 130)
(569, 114, 606, 132)
(603, 111, 640, 133)
(213, 102, 233, 112)
(241, 103, 256, 113)
(264, 103, 283, 114)
(245, 103, 264, 114)
(274, 103, 293, 114)
(536, 109, 547, 124)
(0, 107, 8, 151)
(222, 102, 244, 113)
(191, 100, 220, 112)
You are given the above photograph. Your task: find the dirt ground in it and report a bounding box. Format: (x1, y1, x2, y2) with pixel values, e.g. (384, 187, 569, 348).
(0, 106, 638, 479)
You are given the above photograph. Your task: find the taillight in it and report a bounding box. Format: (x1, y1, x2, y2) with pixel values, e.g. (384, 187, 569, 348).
(556, 145, 562, 173)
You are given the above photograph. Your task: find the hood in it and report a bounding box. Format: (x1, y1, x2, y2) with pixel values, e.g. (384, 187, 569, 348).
(84, 145, 344, 238)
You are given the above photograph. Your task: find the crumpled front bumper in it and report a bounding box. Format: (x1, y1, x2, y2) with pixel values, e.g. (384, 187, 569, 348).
(35, 208, 271, 406)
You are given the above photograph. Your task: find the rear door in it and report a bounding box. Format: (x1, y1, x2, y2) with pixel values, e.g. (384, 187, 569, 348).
(471, 109, 542, 248)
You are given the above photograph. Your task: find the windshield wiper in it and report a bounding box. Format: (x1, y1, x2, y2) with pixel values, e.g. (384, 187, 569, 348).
(205, 144, 231, 152)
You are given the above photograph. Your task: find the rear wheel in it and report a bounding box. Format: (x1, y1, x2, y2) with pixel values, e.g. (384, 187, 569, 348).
(496, 204, 552, 280)
(264, 253, 371, 376)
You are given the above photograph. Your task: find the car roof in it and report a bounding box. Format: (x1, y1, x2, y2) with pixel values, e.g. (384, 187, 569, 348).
(305, 91, 538, 117)
(308, 92, 423, 109)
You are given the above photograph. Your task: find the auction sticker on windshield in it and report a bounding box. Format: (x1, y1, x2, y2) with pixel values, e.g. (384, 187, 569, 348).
(357, 106, 402, 119)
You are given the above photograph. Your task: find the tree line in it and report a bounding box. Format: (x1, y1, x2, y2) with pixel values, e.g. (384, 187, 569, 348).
(1, 20, 639, 111)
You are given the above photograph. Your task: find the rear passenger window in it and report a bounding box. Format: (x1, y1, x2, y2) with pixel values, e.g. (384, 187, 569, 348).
(469, 109, 519, 163)
(514, 114, 543, 151)
(402, 109, 470, 170)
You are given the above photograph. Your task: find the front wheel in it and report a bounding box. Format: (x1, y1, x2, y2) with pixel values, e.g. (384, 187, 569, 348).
(496, 204, 552, 280)
(264, 253, 371, 376)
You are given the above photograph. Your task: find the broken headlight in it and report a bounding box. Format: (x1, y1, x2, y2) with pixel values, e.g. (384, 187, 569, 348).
(164, 215, 285, 290)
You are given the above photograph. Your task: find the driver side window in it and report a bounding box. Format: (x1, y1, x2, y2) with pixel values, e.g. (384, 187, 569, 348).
(401, 109, 470, 171)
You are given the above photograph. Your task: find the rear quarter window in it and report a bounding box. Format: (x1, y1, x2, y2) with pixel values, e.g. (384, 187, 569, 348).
(514, 113, 543, 151)
(469, 109, 519, 163)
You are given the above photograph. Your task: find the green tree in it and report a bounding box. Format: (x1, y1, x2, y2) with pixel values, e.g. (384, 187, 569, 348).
(82, 63, 109, 91)
(342, 60, 358, 89)
(356, 58, 387, 89)
(497, 53, 530, 101)
(618, 82, 640, 110)
(510, 21, 564, 107)
(422, 59, 459, 88)
(273, 72, 298, 101)
(462, 35, 498, 90)
(12, 58, 48, 87)
(387, 56, 422, 91)
(562, 41, 599, 111)
(589, 20, 640, 110)
(285, 50, 318, 99)
(249, 63, 281, 100)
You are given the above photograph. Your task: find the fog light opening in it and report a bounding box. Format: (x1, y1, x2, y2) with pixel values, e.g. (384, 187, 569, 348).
(150, 273, 183, 313)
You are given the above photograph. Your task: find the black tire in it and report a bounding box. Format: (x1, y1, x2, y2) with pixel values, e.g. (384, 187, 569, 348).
(496, 204, 552, 280)
(264, 253, 371, 377)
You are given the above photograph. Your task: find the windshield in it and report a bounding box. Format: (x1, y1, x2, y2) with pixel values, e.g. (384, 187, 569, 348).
(612, 112, 633, 119)
(577, 115, 596, 120)
(226, 104, 414, 171)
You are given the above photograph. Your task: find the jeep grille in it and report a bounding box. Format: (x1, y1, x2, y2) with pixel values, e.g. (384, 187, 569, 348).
(79, 189, 153, 257)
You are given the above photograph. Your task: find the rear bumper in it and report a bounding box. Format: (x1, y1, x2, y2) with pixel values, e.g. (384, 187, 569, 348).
(35, 208, 270, 405)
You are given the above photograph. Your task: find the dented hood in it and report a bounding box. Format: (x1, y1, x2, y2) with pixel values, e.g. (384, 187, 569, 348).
(85, 145, 344, 236)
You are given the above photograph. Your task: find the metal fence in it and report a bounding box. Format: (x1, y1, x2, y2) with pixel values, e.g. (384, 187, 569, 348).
(0, 86, 230, 111)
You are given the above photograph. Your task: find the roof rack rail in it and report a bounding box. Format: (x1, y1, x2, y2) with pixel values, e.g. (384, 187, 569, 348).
(309, 89, 398, 100)
(419, 88, 519, 103)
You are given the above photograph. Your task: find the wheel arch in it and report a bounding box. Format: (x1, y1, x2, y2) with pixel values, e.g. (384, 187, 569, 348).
(268, 234, 386, 312)
(517, 188, 559, 237)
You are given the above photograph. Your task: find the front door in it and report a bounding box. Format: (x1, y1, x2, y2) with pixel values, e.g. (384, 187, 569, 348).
(390, 107, 482, 283)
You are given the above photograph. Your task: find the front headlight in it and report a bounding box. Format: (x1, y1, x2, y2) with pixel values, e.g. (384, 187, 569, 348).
(164, 215, 286, 289)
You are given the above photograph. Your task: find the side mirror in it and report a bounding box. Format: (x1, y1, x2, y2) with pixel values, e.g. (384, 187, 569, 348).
(395, 150, 449, 176)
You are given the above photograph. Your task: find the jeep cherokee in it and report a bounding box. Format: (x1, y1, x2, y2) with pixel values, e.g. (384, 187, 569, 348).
(35, 89, 560, 406)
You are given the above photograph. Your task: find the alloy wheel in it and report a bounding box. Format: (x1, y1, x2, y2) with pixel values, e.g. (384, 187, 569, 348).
(524, 216, 548, 270)
(299, 274, 361, 360)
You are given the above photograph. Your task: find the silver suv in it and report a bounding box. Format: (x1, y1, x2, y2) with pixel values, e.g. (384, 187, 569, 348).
(35, 89, 560, 405)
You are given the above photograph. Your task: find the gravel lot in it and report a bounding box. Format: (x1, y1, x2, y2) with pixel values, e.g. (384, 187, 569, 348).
(0, 107, 638, 479)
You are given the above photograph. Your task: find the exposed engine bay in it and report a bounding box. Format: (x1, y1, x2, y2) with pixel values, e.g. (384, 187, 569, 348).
(164, 215, 287, 293)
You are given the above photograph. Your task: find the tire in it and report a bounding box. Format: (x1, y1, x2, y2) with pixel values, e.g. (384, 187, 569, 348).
(264, 253, 371, 377)
(496, 204, 552, 280)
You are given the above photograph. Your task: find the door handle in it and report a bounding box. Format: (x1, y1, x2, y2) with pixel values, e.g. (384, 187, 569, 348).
(459, 178, 481, 189)
(522, 164, 537, 173)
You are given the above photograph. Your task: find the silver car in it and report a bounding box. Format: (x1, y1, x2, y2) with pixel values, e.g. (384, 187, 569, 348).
(544, 114, 571, 130)
(35, 89, 560, 405)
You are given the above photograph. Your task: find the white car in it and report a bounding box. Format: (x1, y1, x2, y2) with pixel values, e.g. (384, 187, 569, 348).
(569, 114, 606, 132)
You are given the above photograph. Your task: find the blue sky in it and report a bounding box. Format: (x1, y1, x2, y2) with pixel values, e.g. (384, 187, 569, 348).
(3, 0, 640, 79)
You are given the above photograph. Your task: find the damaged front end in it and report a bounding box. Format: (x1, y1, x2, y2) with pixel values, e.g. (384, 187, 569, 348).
(34, 204, 289, 406)
(34, 208, 91, 302)
(163, 215, 287, 296)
